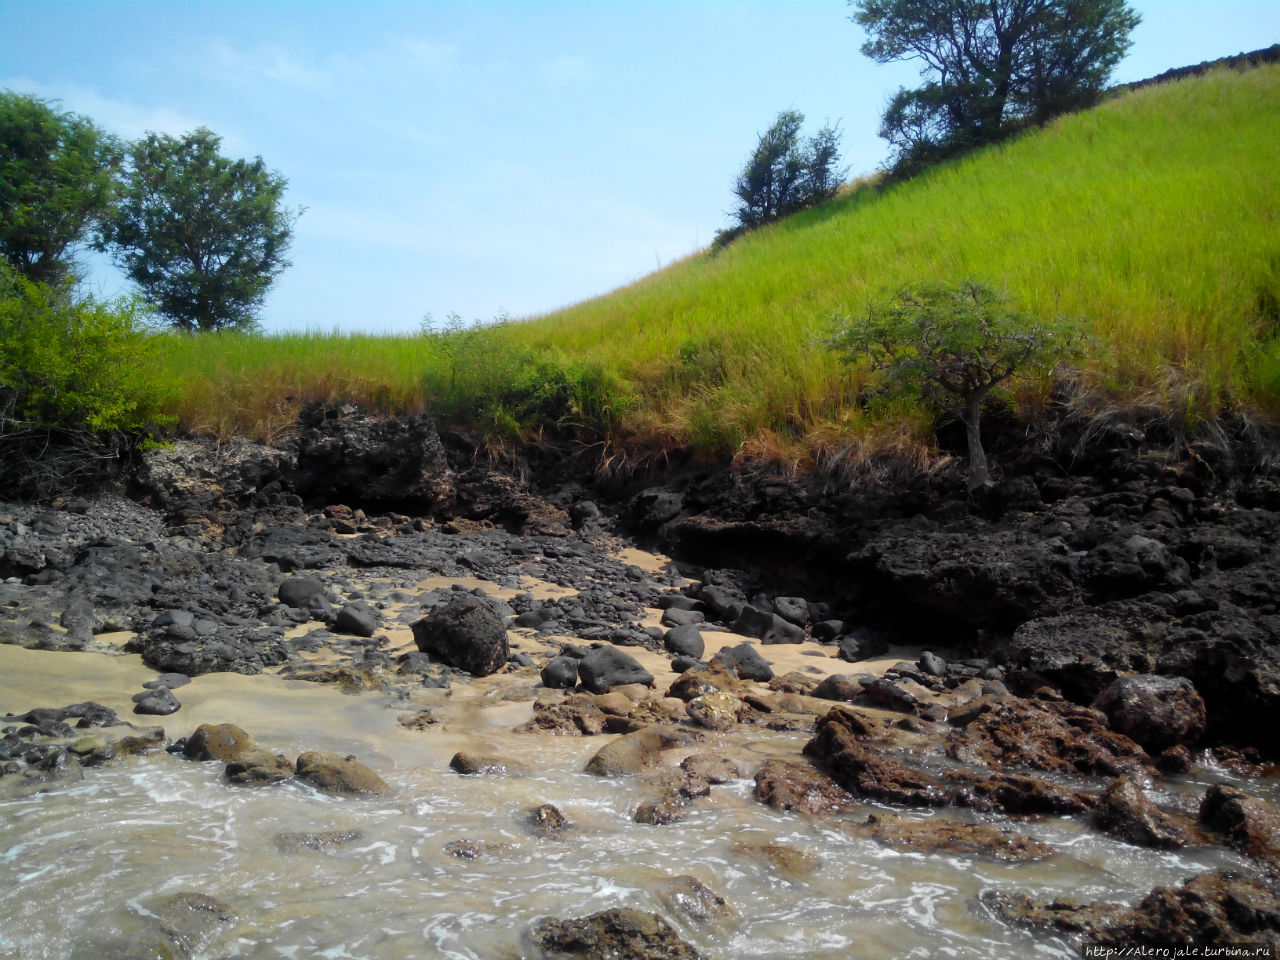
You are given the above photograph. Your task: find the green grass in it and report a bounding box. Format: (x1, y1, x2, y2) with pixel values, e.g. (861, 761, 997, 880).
(151, 64, 1280, 462)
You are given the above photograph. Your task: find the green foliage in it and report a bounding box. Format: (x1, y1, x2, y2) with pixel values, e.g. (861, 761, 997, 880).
(101, 127, 298, 332)
(149, 67, 1280, 463)
(851, 0, 1141, 174)
(727, 110, 846, 235)
(831, 279, 1075, 487)
(0, 266, 176, 495)
(0, 91, 121, 283)
(0, 269, 173, 433)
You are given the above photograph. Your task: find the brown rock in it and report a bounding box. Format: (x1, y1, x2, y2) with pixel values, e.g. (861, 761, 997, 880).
(449, 752, 527, 776)
(584, 727, 691, 776)
(272, 829, 365, 853)
(666, 669, 745, 702)
(981, 890, 1123, 933)
(768, 671, 819, 695)
(1092, 776, 1202, 849)
(804, 709, 947, 806)
(635, 796, 684, 825)
(295, 750, 390, 796)
(847, 812, 1056, 861)
(516, 695, 608, 736)
(528, 802, 572, 839)
(949, 772, 1093, 816)
(445, 839, 514, 860)
(680, 754, 742, 784)
(592, 692, 636, 717)
(1093, 674, 1206, 752)
(687, 691, 747, 731)
(653, 875, 735, 929)
(183, 723, 256, 762)
(752, 758, 852, 816)
(1200, 784, 1280, 862)
(945, 698, 1151, 778)
(529, 908, 704, 960)
(1096, 871, 1280, 948)
(225, 748, 295, 786)
(729, 840, 820, 879)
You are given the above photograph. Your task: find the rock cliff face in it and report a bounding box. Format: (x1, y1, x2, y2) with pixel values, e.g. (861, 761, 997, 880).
(5, 402, 1280, 755)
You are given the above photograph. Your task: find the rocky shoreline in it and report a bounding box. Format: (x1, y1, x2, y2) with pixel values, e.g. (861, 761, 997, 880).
(3, 404, 1280, 956)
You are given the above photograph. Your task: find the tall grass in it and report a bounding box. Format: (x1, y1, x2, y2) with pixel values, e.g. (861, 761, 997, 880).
(152, 64, 1280, 458)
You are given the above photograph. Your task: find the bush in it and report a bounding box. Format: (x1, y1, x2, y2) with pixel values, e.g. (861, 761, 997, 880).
(0, 269, 175, 496)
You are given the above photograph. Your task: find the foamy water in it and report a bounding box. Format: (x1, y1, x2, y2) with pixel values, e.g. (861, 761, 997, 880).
(1, 647, 1267, 960)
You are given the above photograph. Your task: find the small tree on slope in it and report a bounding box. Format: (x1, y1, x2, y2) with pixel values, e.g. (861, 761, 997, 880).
(832, 280, 1073, 491)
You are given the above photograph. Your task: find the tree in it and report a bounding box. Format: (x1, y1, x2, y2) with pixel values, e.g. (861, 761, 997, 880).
(850, 0, 1140, 172)
(729, 111, 846, 233)
(0, 91, 121, 284)
(831, 280, 1073, 490)
(101, 127, 298, 332)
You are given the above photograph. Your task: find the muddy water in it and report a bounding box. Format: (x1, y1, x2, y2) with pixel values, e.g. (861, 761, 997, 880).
(0, 646, 1268, 960)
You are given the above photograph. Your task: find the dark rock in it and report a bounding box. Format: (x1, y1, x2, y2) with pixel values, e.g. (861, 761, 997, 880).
(1082, 532, 1189, 599)
(292, 405, 453, 509)
(696, 583, 745, 623)
(1092, 674, 1206, 752)
(334, 601, 378, 638)
(278, 576, 326, 608)
(663, 624, 705, 659)
(411, 595, 508, 678)
(731, 605, 773, 639)
(133, 686, 181, 716)
(634, 796, 684, 825)
(529, 907, 704, 960)
(811, 619, 844, 642)
(669, 656, 704, 674)
(761, 614, 805, 645)
(142, 672, 191, 690)
(659, 607, 703, 628)
(294, 750, 390, 796)
(577, 646, 654, 694)
(541, 655, 579, 689)
(918, 651, 947, 677)
(812, 675, 863, 702)
(836, 628, 888, 662)
(860, 677, 918, 714)
(710, 642, 773, 682)
(772, 596, 810, 627)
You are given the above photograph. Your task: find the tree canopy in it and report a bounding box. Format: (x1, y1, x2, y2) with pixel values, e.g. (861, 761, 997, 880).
(727, 110, 846, 235)
(850, 0, 1140, 172)
(101, 127, 298, 332)
(832, 280, 1074, 490)
(0, 91, 121, 284)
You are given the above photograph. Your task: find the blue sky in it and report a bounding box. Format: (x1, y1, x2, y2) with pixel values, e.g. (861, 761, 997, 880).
(3, 1, 1277, 333)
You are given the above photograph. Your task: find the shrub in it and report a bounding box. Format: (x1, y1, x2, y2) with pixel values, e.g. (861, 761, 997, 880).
(0, 268, 175, 496)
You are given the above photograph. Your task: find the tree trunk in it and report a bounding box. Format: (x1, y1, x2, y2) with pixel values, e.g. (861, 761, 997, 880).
(963, 389, 990, 492)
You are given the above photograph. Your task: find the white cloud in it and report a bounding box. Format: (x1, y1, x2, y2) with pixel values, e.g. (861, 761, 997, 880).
(205, 38, 334, 93)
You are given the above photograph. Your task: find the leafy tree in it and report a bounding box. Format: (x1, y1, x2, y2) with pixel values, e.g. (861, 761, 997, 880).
(832, 280, 1074, 490)
(850, 0, 1140, 173)
(729, 110, 846, 233)
(0, 91, 121, 283)
(101, 127, 298, 332)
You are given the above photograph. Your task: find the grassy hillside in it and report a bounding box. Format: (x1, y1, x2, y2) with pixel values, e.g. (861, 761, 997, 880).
(155, 63, 1280, 465)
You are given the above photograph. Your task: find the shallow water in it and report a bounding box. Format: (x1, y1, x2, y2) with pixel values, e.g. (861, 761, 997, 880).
(1, 646, 1270, 959)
